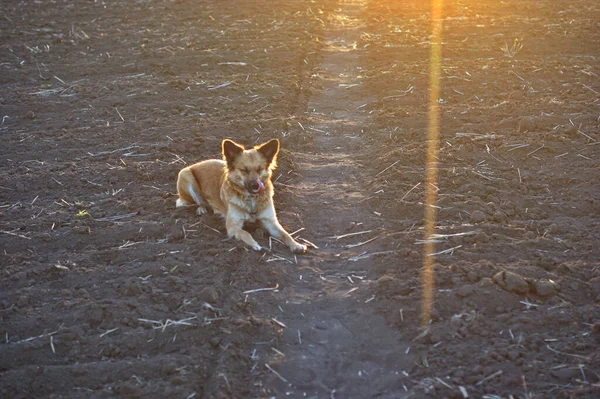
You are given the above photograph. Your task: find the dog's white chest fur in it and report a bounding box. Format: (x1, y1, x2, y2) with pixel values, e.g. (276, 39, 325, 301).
(245, 196, 258, 222)
(229, 195, 259, 222)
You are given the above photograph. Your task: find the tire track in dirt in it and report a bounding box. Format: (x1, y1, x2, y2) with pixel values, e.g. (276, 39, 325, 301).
(254, 1, 415, 397)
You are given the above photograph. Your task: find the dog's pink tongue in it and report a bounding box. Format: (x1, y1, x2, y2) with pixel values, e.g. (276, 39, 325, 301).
(256, 180, 265, 193)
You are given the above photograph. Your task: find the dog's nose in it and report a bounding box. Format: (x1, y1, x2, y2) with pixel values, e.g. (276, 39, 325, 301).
(247, 179, 264, 194)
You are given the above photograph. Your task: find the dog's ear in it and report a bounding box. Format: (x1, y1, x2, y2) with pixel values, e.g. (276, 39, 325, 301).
(256, 138, 280, 167)
(222, 139, 245, 168)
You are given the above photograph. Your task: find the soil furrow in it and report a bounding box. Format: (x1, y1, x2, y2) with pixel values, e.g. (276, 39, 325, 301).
(255, 2, 414, 397)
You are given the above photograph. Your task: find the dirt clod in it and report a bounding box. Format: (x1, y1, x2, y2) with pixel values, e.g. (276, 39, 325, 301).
(198, 287, 219, 304)
(72, 226, 89, 235)
(470, 210, 486, 223)
(16, 296, 29, 307)
(492, 271, 530, 295)
(551, 368, 580, 382)
(518, 117, 536, 133)
(532, 279, 558, 297)
(456, 284, 476, 298)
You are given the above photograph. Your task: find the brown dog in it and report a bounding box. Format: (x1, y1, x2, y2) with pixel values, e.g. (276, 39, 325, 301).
(176, 138, 307, 254)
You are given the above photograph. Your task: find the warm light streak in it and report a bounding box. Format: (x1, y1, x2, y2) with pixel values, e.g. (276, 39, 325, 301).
(421, 0, 444, 329)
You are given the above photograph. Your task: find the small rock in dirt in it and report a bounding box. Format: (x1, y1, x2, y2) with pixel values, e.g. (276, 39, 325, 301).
(492, 271, 530, 294)
(589, 277, 600, 293)
(532, 280, 558, 297)
(551, 367, 579, 382)
(56, 330, 79, 343)
(375, 275, 413, 296)
(72, 225, 89, 235)
(473, 231, 489, 243)
(563, 124, 578, 136)
(315, 322, 327, 330)
(10, 271, 27, 281)
(88, 305, 104, 324)
(491, 211, 507, 223)
(507, 350, 520, 361)
(539, 257, 558, 271)
(39, 233, 53, 242)
(478, 278, 494, 288)
(117, 383, 143, 399)
(166, 226, 185, 242)
(456, 284, 476, 298)
(431, 307, 441, 321)
(233, 317, 251, 327)
(160, 362, 178, 377)
(453, 369, 465, 379)
(17, 295, 29, 307)
(591, 323, 600, 341)
(470, 210, 486, 223)
(524, 230, 536, 240)
(103, 344, 121, 358)
(121, 317, 134, 327)
(166, 275, 184, 288)
(139, 224, 166, 239)
(209, 336, 221, 348)
(467, 271, 478, 283)
(518, 117, 536, 133)
(71, 363, 86, 376)
(428, 329, 444, 344)
(123, 279, 142, 297)
(546, 223, 560, 235)
(198, 287, 219, 304)
(171, 376, 187, 386)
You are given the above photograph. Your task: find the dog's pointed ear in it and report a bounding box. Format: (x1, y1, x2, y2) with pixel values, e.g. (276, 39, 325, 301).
(256, 138, 280, 167)
(222, 139, 245, 168)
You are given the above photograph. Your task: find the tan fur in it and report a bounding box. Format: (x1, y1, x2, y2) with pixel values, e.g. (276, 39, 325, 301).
(176, 138, 307, 254)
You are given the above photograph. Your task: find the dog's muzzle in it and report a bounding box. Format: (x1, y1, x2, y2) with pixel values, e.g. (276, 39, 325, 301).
(246, 179, 265, 194)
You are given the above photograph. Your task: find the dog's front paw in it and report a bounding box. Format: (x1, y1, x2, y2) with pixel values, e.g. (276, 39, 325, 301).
(290, 242, 308, 254)
(250, 243, 267, 252)
(253, 245, 272, 254)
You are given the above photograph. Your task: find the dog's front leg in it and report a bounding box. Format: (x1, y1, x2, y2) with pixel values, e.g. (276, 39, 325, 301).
(260, 214, 307, 254)
(226, 215, 263, 251)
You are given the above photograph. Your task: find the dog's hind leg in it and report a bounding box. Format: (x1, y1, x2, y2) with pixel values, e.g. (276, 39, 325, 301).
(188, 184, 209, 215)
(176, 168, 208, 214)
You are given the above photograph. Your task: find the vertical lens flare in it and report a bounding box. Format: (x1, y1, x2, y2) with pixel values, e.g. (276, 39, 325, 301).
(421, 0, 444, 329)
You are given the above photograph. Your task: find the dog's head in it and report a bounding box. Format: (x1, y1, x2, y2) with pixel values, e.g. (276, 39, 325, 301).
(222, 138, 279, 195)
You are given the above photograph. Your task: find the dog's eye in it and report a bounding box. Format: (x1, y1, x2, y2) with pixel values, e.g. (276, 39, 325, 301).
(241, 168, 249, 173)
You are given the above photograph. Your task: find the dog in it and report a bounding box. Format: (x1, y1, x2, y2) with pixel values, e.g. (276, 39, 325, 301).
(176, 138, 307, 254)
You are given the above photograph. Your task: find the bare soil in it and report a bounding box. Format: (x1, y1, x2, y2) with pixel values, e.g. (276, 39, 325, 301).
(1, 0, 599, 398)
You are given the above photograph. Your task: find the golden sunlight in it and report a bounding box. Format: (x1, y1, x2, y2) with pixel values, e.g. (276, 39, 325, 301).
(421, 0, 444, 329)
